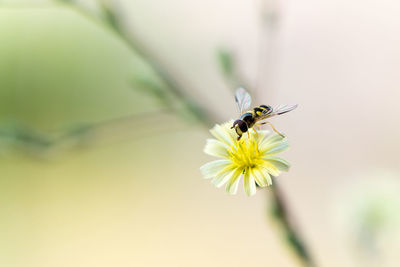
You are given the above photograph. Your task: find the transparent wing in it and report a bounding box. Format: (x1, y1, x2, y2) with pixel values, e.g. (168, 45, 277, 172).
(234, 87, 252, 114)
(272, 104, 298, 115)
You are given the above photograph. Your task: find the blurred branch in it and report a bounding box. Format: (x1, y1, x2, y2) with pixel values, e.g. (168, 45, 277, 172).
(251, 4, 318, 265)
(0, 109, 174, 156)
(270, 181, 315, 267)
(217, 49, 234, 78)
(0, 0, 219, 155)
(216, 48, 250, 92)
(0, 122, 53, 150)
(48, 3, 317, 267)
(96, 2, 319, 266)
(252, 5, 311, 262)
(57, 0, 75, 3)
(53, 0, 218, 128)
(217, 24, 316, 267)
(97, 0, 216, 127)
(77, 4, 317, 265)
(254, 0, 281, 99)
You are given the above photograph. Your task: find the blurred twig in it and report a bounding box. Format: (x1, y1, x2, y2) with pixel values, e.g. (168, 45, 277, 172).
(0, 110, 172, 155)
(270, 181, 315, 267)
(254, 0, 281, 99)
(0, 122, 53, 150)
(96, 0, 216, 127)
(55, 0, 217, 129)
(217, 4, 316, 265)
(0, 0, 221, 154)
(217, 48, 250, 92)
(76, 4, 317, 265)
(98, 2, 318, 266)
(259, 1, 316, 265)
(51, 3, 316, 267)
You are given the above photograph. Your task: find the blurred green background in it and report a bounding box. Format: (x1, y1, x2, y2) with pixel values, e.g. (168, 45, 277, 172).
(0, 0, 399, 267)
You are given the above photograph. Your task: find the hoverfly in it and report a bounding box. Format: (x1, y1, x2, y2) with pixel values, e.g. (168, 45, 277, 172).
(231, 88, 298, 140)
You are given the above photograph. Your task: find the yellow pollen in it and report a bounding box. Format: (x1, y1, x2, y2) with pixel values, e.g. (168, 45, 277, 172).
(228, 134, 263, 171)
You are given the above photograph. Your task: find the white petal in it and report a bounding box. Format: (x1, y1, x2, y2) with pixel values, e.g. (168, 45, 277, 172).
(260, 134, 283, 147)
(200, 160, 231, 179)
(266, 140, 289, 155)
(251, 168, 268, 187)
(261, 161, 280, 176)
(243, 169, 257, 196)
(204, 139, 230, 158)
(260, 136, 289, 155)
(210, 123, 236, 147)
(225, 168, 242, 195)
(212, 168, 236, 188)
(260, 168, 273, 185)
(263, 156, 290, 172)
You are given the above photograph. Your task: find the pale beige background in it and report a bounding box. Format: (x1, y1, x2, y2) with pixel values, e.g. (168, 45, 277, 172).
(0, 0, 399, 267)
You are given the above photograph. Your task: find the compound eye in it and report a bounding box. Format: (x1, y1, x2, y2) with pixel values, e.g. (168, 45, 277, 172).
(260, 105, 272, 114)
(237, 120, 248, 132)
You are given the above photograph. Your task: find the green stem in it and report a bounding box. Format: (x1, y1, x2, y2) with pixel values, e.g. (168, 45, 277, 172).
(97, 0, 217, 128)
(59, 2, 317, 267)
(270, 181, 315, 267)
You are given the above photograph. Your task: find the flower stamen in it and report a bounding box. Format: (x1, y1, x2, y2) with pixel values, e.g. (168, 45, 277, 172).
(201, 121, 290, 196)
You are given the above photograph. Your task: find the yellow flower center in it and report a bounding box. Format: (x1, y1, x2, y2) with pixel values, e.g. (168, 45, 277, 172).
(228, 135, 263, 171)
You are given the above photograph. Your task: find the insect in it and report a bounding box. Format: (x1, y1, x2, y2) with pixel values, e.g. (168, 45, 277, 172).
(231, 87, 298, 140)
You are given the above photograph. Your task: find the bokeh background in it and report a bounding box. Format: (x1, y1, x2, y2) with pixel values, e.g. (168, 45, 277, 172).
(1, 0, 400, 266)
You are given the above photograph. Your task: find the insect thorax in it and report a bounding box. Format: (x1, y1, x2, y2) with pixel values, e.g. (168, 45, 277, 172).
(239, 105, 273, 129)
(240, 112, 256, 128)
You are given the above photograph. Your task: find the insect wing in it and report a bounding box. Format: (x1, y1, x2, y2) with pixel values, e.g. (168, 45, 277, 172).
(272, 104, 298, 115)
(235, 87, 252, 114)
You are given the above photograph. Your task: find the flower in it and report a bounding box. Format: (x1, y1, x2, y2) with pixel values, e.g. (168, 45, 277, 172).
(200, 121, 290, 196)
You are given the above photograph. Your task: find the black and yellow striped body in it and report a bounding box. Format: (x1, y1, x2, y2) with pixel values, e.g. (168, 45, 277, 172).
(233, 102, 294, 139)
(239, 105, 272, 129)
(232, 105, 273, 139)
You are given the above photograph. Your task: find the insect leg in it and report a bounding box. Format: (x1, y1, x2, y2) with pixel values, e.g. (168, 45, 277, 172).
(257, 121, 285, 137)
(252, 127, 259, 135)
